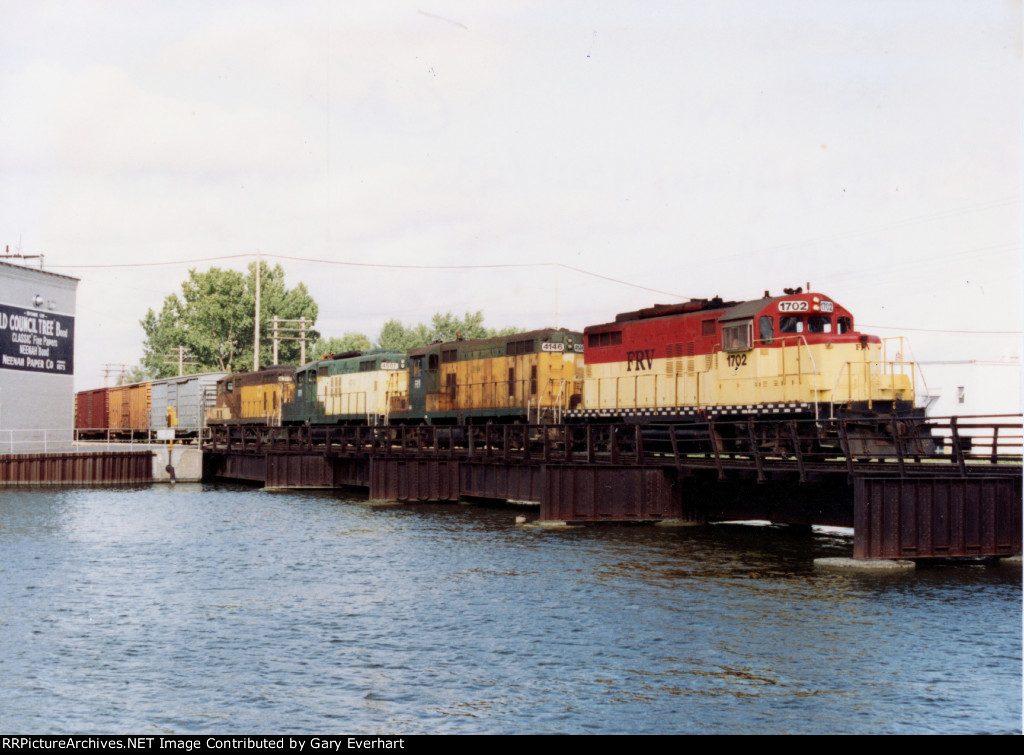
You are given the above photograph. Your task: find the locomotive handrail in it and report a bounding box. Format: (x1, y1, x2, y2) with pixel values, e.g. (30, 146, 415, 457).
(769, 334, 821, 420)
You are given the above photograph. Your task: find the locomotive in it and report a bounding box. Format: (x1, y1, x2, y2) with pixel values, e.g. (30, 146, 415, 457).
(271, 328, 585, 426)
(570, 289, 926, 453)
(283, 349, 408, 426)
(207, 365, 295, 426)
(201, 290, 928, 453)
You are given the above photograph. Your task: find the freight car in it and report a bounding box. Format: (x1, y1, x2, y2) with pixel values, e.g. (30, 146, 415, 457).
(107, 381, 151, 436)
(75, 372, 227, 439)
(151, 372, 227, 436)
(394, 328, 584, 425)
(282, 349, 407, 426)
(569, 289, 929, 454)
(74, 387, 110, 436)
(206, 365, 295, 426)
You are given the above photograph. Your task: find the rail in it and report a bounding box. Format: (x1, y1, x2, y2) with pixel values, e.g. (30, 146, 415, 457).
(203, 415, 1022, 481)
(1, 429, 76, 454)
(74, 426, 212, 445)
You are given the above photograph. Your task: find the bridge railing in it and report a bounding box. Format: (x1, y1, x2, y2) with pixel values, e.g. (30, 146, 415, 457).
(202, 415, 1022, 479)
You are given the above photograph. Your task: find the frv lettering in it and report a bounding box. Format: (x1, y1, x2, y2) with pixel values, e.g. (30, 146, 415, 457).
(626, 349, 655, 371)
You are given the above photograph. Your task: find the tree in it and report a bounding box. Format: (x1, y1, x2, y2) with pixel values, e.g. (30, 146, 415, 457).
(117, 364, 151, 385)
(375, 311, 521, 350)
(376, 319, 433, 351)
(311, 332, 372, 359)
(140, 262, 318, 378)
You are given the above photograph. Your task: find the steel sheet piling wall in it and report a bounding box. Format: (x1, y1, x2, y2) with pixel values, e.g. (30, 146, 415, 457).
(854, 477, 1023, 559)
(0, 451, 152, 486)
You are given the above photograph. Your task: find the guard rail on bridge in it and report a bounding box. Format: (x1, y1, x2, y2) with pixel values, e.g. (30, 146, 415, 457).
(204, 415, 1022, 481)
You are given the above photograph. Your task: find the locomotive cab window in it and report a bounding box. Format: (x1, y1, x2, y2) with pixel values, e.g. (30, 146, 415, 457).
(837, 316, 852, 334)
(410, 356, 423, 377)
(779, 316, 804, 334)
(808, 316, 832, 334)
(428, 354, 439, 372)
(722, 321, 752, 351)
(759, 316, 773, 345)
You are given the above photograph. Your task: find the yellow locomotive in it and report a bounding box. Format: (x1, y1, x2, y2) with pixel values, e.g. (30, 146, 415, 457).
(206, 365, 295, 426)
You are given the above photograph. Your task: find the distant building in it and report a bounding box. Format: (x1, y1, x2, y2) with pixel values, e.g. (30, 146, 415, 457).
(0, 261, 79, 452)
(919, 359, 1023, 417)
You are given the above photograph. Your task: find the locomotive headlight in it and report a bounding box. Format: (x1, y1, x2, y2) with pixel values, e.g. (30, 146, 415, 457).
(812, 304, 820, 311)
(812, 296, 820, 303)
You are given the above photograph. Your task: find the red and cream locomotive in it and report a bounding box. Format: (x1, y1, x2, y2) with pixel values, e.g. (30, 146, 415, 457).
(570, 288, 926, 453)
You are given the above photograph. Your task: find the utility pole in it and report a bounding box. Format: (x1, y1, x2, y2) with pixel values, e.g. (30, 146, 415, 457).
(102, 364, 129, 387)
(164, 346, 197, 376)
(272, 316, 280, 366)
(253, 251, 262, 371)
(269, 317, 311, 366)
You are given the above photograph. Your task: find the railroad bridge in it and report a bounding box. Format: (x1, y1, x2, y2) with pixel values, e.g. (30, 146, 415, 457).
(203, 416, 1023, 561)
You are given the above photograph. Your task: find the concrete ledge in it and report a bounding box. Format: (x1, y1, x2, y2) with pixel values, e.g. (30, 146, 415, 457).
(654, 518, 706, 528)
(151, 446, 202, 483)
(518, 519, 577, 530)
(814, 557, 916, 571)
(998, 554, 1022, 566)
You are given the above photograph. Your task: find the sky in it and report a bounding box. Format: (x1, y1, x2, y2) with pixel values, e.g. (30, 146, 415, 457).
(1, 0, 1021, 393)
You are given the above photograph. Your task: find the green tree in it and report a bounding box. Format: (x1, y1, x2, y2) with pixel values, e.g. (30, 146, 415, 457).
(116, 363, 151, 385)
(376, 318, 433, 351)
(375, 311, 521, 350)
(311, 332, 372, 360)
(140, 262, 318, 378)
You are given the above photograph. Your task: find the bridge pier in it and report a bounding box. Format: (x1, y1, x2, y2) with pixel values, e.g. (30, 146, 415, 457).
(854, 476, 1022, 559)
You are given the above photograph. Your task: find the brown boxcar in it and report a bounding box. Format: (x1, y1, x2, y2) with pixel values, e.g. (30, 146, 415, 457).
(75, 387, 111, 435)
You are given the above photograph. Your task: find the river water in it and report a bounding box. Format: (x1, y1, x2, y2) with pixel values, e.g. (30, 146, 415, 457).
(0, 484, 1019, 735)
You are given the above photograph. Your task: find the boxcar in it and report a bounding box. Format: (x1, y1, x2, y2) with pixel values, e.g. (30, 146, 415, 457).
(106, 382, 152, 435)
(74, 387, 111, 437)
(151, 372, 227, 435)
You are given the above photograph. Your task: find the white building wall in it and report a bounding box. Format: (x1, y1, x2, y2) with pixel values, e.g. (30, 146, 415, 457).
(920, 360, 1023, 418)
(0, 261, 79, 452)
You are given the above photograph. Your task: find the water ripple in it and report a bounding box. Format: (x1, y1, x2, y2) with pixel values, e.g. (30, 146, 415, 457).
(0, 484, 1019, 734)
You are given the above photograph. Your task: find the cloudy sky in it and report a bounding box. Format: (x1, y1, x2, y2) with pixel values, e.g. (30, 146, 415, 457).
(1, 0, 1021, 391)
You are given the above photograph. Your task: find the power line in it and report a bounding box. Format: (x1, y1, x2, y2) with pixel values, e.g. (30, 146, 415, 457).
(48, 254, 694, 299)
(862, 324, 1022, 335)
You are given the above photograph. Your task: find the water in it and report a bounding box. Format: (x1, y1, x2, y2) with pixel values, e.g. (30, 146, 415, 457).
(0, 484, 1019, 734)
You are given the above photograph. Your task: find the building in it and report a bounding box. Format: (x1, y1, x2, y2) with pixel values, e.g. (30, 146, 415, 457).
(919, 359, 1023, 418)
(0, 260, 79, 452)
